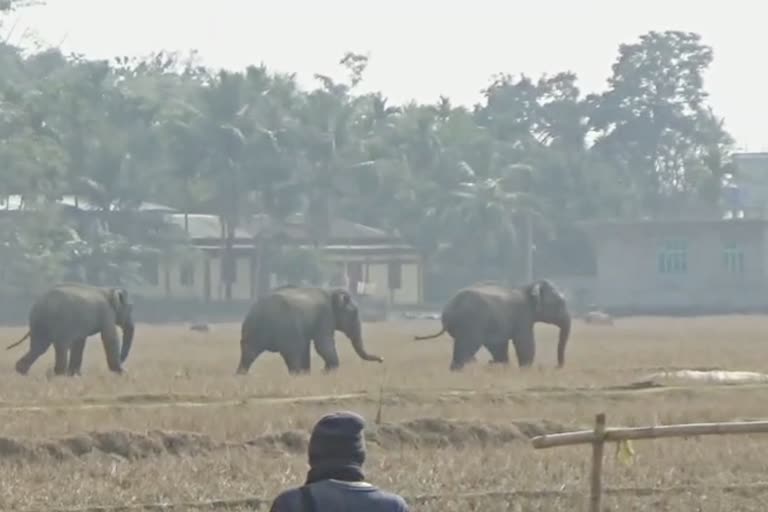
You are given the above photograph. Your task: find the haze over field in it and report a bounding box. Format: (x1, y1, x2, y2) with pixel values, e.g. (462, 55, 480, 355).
(3, 2, 768, 510)
(10, 0, 768, 151)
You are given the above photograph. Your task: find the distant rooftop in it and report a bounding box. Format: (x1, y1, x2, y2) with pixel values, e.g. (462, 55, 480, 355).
(580, 217, 768, 228)
(250, 213, 394, 242)
(733, 152, 768, 175)
(165, 213, 253, 239)
(0, 195, 176, 212)
(0, 194, 403, 243)
(733, 152, 768, 161)
(167, 212, 400, 244)
(579, 218, 768, 239)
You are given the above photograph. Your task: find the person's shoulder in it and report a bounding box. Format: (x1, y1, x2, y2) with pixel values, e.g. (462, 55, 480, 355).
(373, 488, 410, 510)
(268, 487, 302, 512)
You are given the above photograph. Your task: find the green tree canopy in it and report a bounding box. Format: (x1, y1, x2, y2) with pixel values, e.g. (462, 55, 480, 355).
(0, 24, 735, 299)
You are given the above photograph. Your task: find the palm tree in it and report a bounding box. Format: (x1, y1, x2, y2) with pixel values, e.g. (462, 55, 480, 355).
(177, 66, 304, 300)
(445, 159, 546, 284)
(294, 73, 376, 248)
(171, 69, 251, 300)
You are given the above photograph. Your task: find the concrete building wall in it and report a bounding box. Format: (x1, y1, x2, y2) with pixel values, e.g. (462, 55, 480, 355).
(587, 220, 768, 313)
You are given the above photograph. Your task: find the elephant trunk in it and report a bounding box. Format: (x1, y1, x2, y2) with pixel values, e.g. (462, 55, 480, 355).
(236, 337, 258, 375)
(347, 321, 383, 363)
(119, 321, 135, 364)
(556, 313, 571, 368)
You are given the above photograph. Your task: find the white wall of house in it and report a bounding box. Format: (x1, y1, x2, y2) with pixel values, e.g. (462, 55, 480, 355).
(361, 260, 420, 305)
(133, 247, 424, 306)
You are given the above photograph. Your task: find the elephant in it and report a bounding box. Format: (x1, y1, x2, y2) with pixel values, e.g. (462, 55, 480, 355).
(6, 282, 135, 376)
(236, 286, 384, 375)
(414, 279, 571, 371)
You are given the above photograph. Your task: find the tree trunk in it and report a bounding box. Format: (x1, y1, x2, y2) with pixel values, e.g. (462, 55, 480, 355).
(224, 220, 234, 301)
(255, 236, 272, 297)
(219, 215, 235, 302)
(183, 183, 191, 235)
(309, 193, 332, 248)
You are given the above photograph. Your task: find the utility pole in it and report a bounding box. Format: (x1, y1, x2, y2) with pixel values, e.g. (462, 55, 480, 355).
(522, 211, 534, 282)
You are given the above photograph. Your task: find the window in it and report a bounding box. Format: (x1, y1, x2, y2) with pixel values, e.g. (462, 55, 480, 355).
(388, 261, 402, 290)
(657, 240, 687, 275)
(180, 262, 195, 286)
(723, 246, 745, 274)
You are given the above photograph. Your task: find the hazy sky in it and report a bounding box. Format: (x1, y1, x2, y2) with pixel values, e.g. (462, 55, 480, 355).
(6, 0, 768, 150)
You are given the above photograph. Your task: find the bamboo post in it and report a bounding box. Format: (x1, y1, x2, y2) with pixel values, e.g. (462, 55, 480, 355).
(590, 413, 606, 512)
(531, 419, 768, 449)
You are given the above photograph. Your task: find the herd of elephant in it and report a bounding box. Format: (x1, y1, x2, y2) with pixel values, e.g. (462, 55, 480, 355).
(4, 279, 572, 376)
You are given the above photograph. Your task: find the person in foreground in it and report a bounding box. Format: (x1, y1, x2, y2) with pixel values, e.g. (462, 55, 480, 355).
(269, 410, 410, 512)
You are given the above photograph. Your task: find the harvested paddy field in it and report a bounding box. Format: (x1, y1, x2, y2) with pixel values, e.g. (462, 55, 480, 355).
(1, 315, 768, 511)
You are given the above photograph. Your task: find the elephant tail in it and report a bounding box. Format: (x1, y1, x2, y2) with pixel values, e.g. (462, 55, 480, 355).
(413, 327, 446, 341)
(6, 331, 30, 350)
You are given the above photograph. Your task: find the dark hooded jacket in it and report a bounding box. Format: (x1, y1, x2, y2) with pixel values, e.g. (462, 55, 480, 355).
(268, 411, 409, 512)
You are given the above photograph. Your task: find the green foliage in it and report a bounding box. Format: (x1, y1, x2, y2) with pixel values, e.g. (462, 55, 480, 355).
(0, 205, 80, 296)
(589, 31, 733, 216)
(0, 29, 735, 295)
(270, 246, 331, 286)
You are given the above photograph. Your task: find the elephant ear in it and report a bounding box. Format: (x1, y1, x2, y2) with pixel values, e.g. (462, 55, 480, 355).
(331, 289, 356, 312)
(109, 288, 130, 312)
(528, 281, 543, 313)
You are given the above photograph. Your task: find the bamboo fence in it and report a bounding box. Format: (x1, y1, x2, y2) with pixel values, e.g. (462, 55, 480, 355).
(531, 413, 768, 512)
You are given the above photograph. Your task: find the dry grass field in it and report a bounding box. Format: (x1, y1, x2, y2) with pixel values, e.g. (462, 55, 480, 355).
(1, 315, 768, 511)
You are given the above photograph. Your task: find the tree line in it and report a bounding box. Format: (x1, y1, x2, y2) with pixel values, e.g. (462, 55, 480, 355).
(0, 4, 736, 301)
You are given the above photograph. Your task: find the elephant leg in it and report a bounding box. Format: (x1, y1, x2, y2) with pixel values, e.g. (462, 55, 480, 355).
(450, 332, 483, 371)
(52, 342, 69, 376)
(236, 345, 264, 375)
(236, 333, 266, 375)
(67, 337, 86, 376)
(99, 324, 123, 374)
(278, 321, 310, 375)
(279, 345, 307, 375)
(485, 339, 510, 365)
(313, 337, 339, 373)
(14, 335, 51, 375)
(511, 326, 536, 368)
(300, 339, 311, 373)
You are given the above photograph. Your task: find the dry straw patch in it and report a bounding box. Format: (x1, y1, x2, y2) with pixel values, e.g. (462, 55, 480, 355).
(0, 315, 768, 510)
